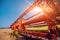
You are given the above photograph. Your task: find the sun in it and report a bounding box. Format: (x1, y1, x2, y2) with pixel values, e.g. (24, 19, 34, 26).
(33, 6, 43, 13)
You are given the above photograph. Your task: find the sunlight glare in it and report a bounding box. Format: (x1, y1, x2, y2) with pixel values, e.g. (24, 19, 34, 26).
(33, 6, 43, 13)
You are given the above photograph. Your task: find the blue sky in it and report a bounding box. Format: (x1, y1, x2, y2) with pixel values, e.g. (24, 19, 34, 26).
(0, 0, 34, 28)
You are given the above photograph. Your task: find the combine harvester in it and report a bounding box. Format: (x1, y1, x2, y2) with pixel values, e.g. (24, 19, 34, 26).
(10, 0, 60, 40)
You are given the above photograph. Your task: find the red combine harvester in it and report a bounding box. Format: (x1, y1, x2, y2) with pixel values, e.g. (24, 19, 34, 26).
(10, 0, 60, 40)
